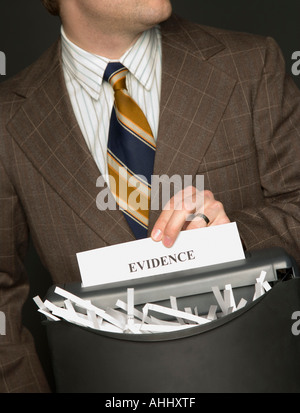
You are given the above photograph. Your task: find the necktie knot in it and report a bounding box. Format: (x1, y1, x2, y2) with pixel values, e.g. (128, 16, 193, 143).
(103, 62, 128, 91)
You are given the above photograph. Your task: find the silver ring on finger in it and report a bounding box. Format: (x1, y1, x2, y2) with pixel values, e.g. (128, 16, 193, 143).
(188, 212, 210, 225)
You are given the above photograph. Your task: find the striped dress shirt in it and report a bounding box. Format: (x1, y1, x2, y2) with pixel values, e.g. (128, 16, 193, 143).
(61, 26, 162, 183)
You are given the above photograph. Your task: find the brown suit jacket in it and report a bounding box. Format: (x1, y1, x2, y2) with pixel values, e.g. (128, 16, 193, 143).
(0, 15, 300, 392)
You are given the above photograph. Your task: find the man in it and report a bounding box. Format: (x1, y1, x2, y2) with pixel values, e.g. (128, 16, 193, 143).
(0, 0, 299, 392)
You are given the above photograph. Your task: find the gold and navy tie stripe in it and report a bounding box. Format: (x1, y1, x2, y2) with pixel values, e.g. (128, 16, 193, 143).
(104, 62, 156, 239)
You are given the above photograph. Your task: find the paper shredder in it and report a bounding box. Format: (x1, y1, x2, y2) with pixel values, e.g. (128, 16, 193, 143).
(43, 247, 300, 393)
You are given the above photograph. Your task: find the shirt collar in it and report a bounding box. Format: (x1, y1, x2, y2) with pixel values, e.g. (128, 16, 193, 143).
(61, 25, 161, 100)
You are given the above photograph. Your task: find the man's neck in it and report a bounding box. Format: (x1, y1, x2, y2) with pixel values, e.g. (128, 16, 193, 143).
(62, 22, 143, 60)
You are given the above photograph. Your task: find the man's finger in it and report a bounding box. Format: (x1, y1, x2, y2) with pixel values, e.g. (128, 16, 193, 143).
(151, 186, 199, 242)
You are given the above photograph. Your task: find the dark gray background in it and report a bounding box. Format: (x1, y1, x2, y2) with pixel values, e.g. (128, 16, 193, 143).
(0, 0, 300, 391)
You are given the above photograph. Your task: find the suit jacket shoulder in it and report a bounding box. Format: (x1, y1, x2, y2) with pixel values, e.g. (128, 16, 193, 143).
(161, 14, 285, 80)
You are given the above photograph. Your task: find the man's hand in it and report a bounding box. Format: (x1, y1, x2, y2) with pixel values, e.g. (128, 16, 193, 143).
(151, 187, 230, 247)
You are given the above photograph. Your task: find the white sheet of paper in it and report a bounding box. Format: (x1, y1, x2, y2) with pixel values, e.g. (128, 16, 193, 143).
(77, 222, 245, 287)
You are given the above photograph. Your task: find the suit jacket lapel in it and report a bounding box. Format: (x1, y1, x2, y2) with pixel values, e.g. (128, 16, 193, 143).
(148, 16, 237, 231)
(6, 41, 134, 246)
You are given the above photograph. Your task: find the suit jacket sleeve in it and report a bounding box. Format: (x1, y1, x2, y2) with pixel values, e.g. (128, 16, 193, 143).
(229, 37, 300, 264)
(0, 159, 50, 392)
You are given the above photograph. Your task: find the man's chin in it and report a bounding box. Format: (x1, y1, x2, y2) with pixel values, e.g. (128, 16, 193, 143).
(144, 0, 172, 26)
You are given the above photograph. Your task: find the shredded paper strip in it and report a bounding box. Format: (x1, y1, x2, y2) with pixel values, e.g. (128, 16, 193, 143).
(34, 271, 271, 334)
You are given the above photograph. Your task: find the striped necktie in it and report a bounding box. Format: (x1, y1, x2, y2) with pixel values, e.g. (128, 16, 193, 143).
(104, 62, 156, 239)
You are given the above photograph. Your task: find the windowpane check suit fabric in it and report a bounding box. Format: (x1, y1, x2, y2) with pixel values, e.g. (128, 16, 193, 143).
(0, 14, 300, 392)
(104, 63, 156, 239)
